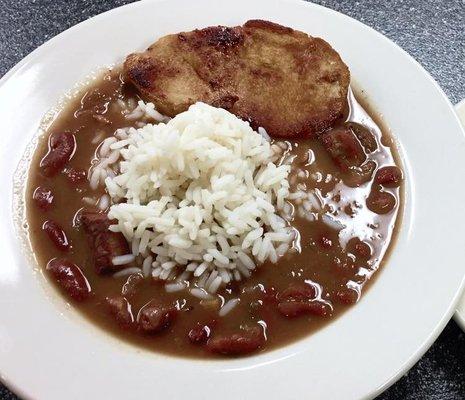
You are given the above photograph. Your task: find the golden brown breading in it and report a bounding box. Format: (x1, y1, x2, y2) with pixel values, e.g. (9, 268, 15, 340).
(124, 20, 350, 138)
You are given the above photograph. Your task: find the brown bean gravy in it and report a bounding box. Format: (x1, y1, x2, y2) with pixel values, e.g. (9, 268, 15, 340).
(26, 69, 402, 358)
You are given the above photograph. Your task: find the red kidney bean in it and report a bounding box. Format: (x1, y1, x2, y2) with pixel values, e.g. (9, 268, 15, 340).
(32, 186, 54, 211)
(320, 126, 366, 171)
(318, 234, 333, 249)
(106, 296, 134, 329)
(207, 326, 265, 355)
(276, 283, 329, 317)
(138, 303, 177, 333)
(374, 166, 403, 187)
(277, 300, 330, 318)
(348, 238, 372, 260)
(64, 167, 87, 185)
(366, 190, 396, 214)
(335, 287, 360, 305)
(188, 324, 212, 344)
(277, 283, 316, 302)
(345, 160, 377, 187)
(354, 241, 371, 259)
(43, 220, 70, 251)
(46, 258, 91, 301)
(40, 132, 76, 177)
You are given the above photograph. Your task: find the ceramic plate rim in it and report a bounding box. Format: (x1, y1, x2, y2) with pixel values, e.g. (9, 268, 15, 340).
(453, 99, 465, 332)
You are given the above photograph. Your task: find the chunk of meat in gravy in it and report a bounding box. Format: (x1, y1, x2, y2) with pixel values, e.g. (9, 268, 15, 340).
(207, 326, 265, 355)
(124, 19, 350, 138)
(106, 296, 135, 329)
(40, 132, 75, 177)
(93, 232, 131, 273)
(320, 126, 366, 171)
(46, 258, 91, 301)
(138, 302, 177, 333)
(80, 211, 111, 234)
(80, 211, 130, 274)
(347, 122, 378, 153)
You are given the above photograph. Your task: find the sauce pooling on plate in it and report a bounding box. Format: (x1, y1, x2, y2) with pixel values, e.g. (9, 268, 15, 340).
(26, 69, 402, 357)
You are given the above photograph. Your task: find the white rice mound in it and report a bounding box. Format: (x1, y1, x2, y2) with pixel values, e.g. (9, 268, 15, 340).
(103, 102, 295, 294)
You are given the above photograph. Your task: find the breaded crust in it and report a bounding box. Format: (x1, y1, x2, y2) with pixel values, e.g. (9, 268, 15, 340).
(124, 20, 350, 138)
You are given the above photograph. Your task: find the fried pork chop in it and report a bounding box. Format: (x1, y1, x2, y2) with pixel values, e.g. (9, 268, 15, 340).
(124, 20, 350, 138)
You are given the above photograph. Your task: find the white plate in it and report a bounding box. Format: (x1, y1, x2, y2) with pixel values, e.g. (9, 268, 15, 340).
(1, 1, 465, 399)
(454, 99, 465, 331)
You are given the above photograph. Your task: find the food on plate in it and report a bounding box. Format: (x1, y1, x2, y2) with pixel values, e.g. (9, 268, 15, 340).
(26, 20, 402, 357)
(124, 19, 350, 138)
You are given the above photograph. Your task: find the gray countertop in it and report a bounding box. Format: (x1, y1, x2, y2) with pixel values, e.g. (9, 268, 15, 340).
(0, 0, 464, 399)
